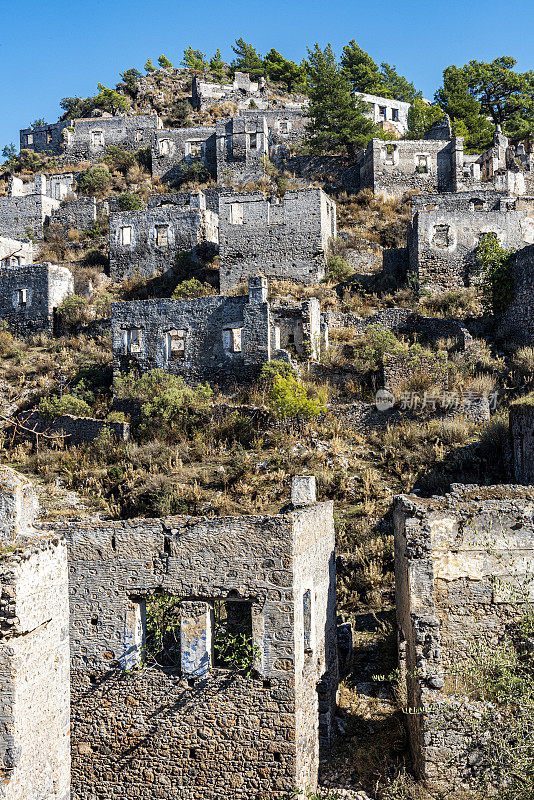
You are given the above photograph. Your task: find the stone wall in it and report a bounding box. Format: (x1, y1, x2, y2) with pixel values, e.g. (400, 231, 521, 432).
(382, 349, 448, 396)
(16, 411, 130, 447)
(51, 197, 98, 231)
(499, 243, 534, 344)
(0, 468, 70, 800)
(358, 93, 411, 137)
(409, 194, 534, 292)
(0, 237, 33, 267)
(152, 127, 217, 184)
(19, 120, 72, 155)
(394, 484, 534, 789)
(509, 401, 534, 482)
(0, 193, 60, 240)
(109, 200, 219, 280)
(0, 263, 73, 335)
(218, 188, 336, 293)
(56, 486, 337, 800)
(192, 72, 270, 111)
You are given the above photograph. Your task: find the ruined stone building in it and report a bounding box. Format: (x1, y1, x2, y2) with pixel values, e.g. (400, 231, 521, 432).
(112, 275, 325, 386)
(0, 236, 33, 267)
(394, 484, 534, 790)
(408, 191, 534, 292)
(499, 242, 534, 343)
(0, 262, 73, 335)
(0, 178, 60, 240)
(109, 189, 219, 280)
(0, 466, 338, 800)
(216, 116, 269, 184)
(20, 114, 162, 160)
(509, 399, 534, 483)
(152, 126, 217, 184)
(219, 188, 336, 293)
(192, 72, 270, 111)
(8, 172, 78, 202)
(357, 92, 411, 137)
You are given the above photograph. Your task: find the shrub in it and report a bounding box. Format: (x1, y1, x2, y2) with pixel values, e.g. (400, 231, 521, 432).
(354, 326, 405, 369)
(106, 411, 127, 423)
(83, 249, 108, 268)
(173, 160, 211, 188)
(419, 287, 482, 318)
(477, 233, 514, 315)
(104, 146, 136, 174)
(77, 166, 111, 197)
(115, 192, 143, 211)
(171, 278, 213, 300)
(512, 346, 534, 376)
(0, 329, 18, 357)
(56, 294, 90, 329)
(325, 254, 353, 283)
(259, 359, 296, 386)
(38, 393, 92, 419)
(268, 374, 325, 420)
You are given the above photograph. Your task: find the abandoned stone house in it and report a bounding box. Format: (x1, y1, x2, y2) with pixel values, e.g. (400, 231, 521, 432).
(0, 235, 33, 267)
(0, 175, 61, 240)
(20, 114, 162, 160)
(218, 188, 337, 293)
(192, 72, 270, 111)
(111, 275, 325, 386)
(357, 92, 411, 137)
(216, 115, 269, 184)
(394, 483, 534, 790)
(499, 242, 534, 344)
(408, 191, 534, 292)
(0, 466, 338, 800)
(0, 262, 73, 335)
(151, 126, 217, 184)
(8, 171, 79, 201)
(51, 196, 98, 231)
(109, 189, 219, 280)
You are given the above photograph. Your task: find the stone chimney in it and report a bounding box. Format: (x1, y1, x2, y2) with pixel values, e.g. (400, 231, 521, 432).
(248, 274, 268, 304)
(291, 475, 317, 508)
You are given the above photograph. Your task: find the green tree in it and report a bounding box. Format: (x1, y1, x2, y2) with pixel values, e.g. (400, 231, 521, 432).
(463, 57, 534, 127)
(119, 68, 142, 96)
(230, 38, 264, 79)
(158, 54, 173, 69)
(144, 58, 155, 73)
(435, 65, 494, 152)
(305, 43, 376, 158)
(209, 49, 226, 81)
(115, 192, 143, 211)
(341, 40, 384, 94)
(167, 99, 192, 128)
(93, 84, 130, 115)
(60, 96, 95, 119)
(405, 96, 444, 139)
(77, 166, 111, 197)
(264, 48, 306, 92)
(476, 233, 514, 315)
(182, 46, 208, 72)
(31, 118, 47, 128)
(379, 62, 417, 103)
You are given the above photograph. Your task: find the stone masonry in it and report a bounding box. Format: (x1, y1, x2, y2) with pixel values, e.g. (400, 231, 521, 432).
(0, 263, 73, 335)
(111, 276, 324, 386)
(216, 116, 269, 185)
(510, 400, 534, 483)
(192, 72, 270, 112)
(218, 188, 336, 293)
(152, 127, 217, 184)
(0, 237, 33, 268)
(0, 467, 70, 800)
(394, 484, 534, 789)
(109, 190, 219, 280)
(62, 114, 161, 161)
(499, 242, 534, 344)
(409, 191, 534, 292)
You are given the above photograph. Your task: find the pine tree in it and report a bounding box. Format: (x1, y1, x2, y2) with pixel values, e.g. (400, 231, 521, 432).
(182, 47, 208, 73)
(209, 49, 226, 81)
(230, 38, 264, 80)
(306, 44, 376, 159)
(144, 59, 155, 73)
(341, 40, 384, 95)
(264, 49, 306, 93)
(158, 54, 173, 69)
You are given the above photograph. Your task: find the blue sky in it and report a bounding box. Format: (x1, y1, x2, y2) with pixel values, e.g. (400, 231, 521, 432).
(1, 0, 534, 151)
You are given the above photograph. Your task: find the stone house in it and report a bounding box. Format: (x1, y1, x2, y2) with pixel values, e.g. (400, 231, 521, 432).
(192, 72, 269, 111)
(219, 188, 337, 293)
(8, 172, 79, 201)
(0, 179, 60, 240)
(19, 119, 72, 154)
(111, 276, 325, 387)
(0, 466, 338, 800)
(216, 115, 269, 184)
(152, 126, 217, 184)
(357, 92, 411, 137)
(0, 236, 33, 267)
(61, 113, 162, 161)
(408, 191, 534, 292)
(394, 484, 534, 789)
(0, 262, 73, 335)
(109, 189, 219, 280)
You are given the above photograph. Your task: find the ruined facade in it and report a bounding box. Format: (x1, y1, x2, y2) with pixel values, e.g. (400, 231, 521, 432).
(409, 191, 534, 292)
(510, 401, 534, 483)
(216, 116, 269, 184)
(19, 120, 72, 155)
(8, 172, 78, 202)
(0, 190, 60, 240)
(219, 188, 336, 293)
(357, 93, 411, 137)
(394, 484, 534, 789)
(111, 276, 325, 386)
(498, 242, 534, 344)
(192, 72, 270, 111)
(63, 114, 161, 161)
(0, 466, 337, 800)
(109, 190, 219, 280)
(0, 262, 73, 335)
(152, 126, 217, 184)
